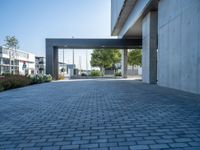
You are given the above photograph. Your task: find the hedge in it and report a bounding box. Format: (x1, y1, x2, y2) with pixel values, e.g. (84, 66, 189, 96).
(0, 74, 52, 92)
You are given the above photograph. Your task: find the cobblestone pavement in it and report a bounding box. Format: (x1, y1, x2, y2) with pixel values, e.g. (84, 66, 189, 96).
(0, 79, 200, 150)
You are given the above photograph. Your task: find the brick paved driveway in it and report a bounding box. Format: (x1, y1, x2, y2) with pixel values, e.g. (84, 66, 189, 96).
(0, 79, 200, 150)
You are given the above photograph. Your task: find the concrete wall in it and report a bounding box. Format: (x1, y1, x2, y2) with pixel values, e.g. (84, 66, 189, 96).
(121, 49, 128, 78)
(142, 12, 158, 84)
(158, 0, 200, 94)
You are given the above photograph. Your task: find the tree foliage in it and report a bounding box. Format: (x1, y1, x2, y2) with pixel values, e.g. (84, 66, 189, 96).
(128, 49, 142, 67)
(4, 36, 19, 49)
(90, 49, 121, 70)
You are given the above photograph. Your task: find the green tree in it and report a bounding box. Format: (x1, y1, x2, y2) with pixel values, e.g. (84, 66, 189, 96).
(4, 36, 19, 49)
(90, 49, 121, 75)
(128, 49, 142, 73)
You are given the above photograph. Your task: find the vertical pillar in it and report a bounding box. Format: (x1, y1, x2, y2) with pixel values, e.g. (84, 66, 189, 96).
(121, 49, 128, 78)
(53, 48, 59, 79)
(46, 44, 59, 80)
(142, 11, 158, 84)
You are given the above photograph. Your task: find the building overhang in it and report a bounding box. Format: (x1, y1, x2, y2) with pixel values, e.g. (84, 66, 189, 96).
(111, 0, 158, 38)
(111, 0, 137, 36)
(46, 38, 142, 49)
(45, 38, 142, 79)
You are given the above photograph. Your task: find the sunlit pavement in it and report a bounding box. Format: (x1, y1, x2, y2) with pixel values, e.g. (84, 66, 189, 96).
(0, 79, 200, 150)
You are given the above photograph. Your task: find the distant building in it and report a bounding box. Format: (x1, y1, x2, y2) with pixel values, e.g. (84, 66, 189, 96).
(35, 56, 76, 76)
(0, 46, 35, 75)
(67, 64, 76, 76)
(59, 62, 67, 75)
(35, 56, 45, 74)
(59, 63, 76, 77)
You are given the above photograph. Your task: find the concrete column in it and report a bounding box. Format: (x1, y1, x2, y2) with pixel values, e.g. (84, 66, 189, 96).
(121, 49, 128, 78)
(46, 45, 59, 80)
(53, 48, 59, 79)
(142, 11, 158, 84)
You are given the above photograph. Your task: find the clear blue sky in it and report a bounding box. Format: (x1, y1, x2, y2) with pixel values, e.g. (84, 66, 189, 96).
(0, 0, 111, 69)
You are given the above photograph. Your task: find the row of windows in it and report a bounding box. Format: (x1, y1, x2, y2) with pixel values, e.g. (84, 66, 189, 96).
(1, 48, 29, 59)
(0, 58, 19, 65)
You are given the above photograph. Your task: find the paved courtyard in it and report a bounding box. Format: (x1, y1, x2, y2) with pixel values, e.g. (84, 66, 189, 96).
(0, 79, 200, 150)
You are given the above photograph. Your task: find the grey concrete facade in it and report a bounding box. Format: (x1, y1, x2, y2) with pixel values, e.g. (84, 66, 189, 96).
(157, 0, 200, 94)
(46, 39, 142, 79)
(121, 49, 128, 78)
(111, 0, 200, 94)
(142, 12, 158, 84)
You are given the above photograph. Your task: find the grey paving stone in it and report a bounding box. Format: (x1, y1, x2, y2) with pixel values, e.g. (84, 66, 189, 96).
(61, 145, 79, 149)
(90, 148, 108, 150)
(0, 80, 200, 150)
(82, 136, 98, 140)
(17, 143, 35, 148)
(108, 138, 126, 142)
(149, 144, 169, 149)
(130, 145, 149, 150)
(189, 142, 200, 147)
(118, 141, 136, 146)
(23, 148, 41, 150)
(54, 141, 72, 146)
(91, 139, 107, 143)
(184, 147, 200, 150)
(174, 138, 192, 142)
(169, 143, 189, 148)
(42, 146, 60, 150)
(137, 140, 155, 145)
(80, 143, 98, 149)
(110, 146, 129, 150)
(100, 142, 117, 147)
(72, 140, 89, 145)
(156, 139, 174, 143)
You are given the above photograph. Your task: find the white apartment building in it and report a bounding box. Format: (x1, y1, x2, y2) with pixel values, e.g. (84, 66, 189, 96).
(35, 56, 45, 74)
(0, 46, 35, 75)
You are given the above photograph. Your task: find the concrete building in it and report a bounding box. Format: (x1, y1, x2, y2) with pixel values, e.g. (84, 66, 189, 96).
(46, 39, 141, 79)
(35, 56, 45, 74)
(0, 46, 35, 75)
(45, 0, 199, 94)
(111, 0, 200, 94)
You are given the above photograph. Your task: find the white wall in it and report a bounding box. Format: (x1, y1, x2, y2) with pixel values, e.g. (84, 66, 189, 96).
(158, 0, 200, 94)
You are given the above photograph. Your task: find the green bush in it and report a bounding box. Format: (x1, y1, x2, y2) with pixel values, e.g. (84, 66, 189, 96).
(30, 74, 52, 84)
(90, 70, 101, 77)
(115, 71, 122, 76)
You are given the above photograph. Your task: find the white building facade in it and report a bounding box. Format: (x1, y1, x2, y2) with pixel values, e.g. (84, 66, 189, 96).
(35, 56, 45, 74)
(0, 46, 35, 75)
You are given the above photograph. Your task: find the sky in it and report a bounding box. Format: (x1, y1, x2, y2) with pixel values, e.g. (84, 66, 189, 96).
(0, 0, 111, 70)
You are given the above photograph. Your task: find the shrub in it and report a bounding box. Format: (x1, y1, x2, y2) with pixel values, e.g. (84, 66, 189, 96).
(44, 74, 52, 82)
(30, 74, 52, 84)
(90, 70, 101, 77)
(0, 75, 32, 91)
(115, 71, 122, 77)
(0, 74, 52, 92)
(58, 75, 65, 80)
